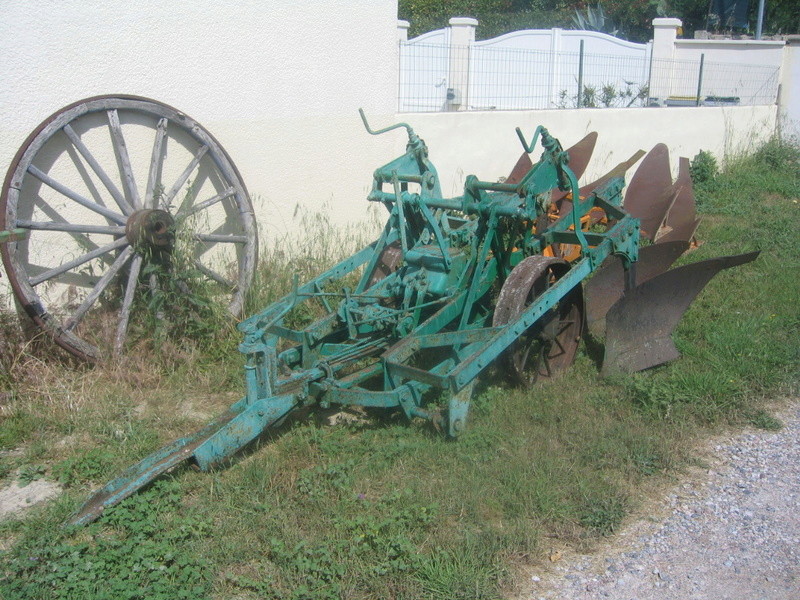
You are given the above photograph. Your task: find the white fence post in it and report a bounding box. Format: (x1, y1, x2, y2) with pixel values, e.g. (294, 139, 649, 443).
(779, 35, 800, 138)
(398, 19, 410, 42)
(447, 17, 478, 110)
(650, 18, 682, 102)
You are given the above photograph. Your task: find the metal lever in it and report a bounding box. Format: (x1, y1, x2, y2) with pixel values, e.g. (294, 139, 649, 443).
(515, 125, 546, 154)
(359, 108, 419, 144)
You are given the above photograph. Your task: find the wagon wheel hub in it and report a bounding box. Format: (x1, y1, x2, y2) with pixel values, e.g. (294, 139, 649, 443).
(125, 209, 175, 250)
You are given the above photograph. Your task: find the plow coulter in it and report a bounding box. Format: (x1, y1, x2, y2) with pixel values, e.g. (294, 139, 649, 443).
(0, 97, 756, 526)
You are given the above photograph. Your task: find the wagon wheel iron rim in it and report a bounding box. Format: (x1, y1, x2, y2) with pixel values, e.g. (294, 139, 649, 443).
(0, 95, 258, 361)
(493, 256, 584, 386)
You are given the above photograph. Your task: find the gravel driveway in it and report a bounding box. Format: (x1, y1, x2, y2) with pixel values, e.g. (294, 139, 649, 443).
(522, 401, 799, 600)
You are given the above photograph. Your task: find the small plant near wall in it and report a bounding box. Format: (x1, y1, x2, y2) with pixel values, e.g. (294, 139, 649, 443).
(690, 150, 719, 185)
(583, 84, 598, 107)
(557, 82, 649, 108)
(600, 83, 618, 106)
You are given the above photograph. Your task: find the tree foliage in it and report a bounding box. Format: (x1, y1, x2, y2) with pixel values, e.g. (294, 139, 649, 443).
(747, 0, 800, 35)
(673, 0, 799, 36)
(399, 0, 798, 42)
(398, 1, 575, 40)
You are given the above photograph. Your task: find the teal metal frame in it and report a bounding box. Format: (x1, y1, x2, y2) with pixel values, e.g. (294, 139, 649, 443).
(0, 228, 28, 244)
(69, 118, 641, 526)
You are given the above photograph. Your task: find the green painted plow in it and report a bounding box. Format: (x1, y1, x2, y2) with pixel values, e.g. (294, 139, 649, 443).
(0, 228, 28, 244)
(68, 113, 757, 526)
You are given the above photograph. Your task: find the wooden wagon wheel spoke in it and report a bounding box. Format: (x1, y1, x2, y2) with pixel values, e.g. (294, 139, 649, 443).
(192, 260, 237, 289)
(15, 220, 126, 235)
(63, 123, 134, 215)
(107, 108, 142, 210)
(30, 195, 113, 261)
(28, 237, 129, 286)
(27, 165, 127, 224)
(65, 246, 134, 332)
(180, 187, 237, 219)
(1, 95, 258, 361)
(161, 145, 209, 209)
(194, 233, 248, 244)
(144, 118, 168, 210)
(114, 253, 143, 356)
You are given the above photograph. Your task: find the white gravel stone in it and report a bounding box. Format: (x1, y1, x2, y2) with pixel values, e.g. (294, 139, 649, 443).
(519, 401, 800, 600)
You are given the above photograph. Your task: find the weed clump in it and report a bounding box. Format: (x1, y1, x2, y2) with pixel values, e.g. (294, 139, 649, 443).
(690, 149, 718, 186)
(752, 135, 800, 169)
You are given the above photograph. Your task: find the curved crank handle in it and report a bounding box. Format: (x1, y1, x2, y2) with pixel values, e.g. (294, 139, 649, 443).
(515, 125, 546, 154)
(358, 108, 419, 144)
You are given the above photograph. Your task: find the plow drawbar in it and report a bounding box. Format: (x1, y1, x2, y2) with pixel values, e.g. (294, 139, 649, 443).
(68, 113, 757, 526)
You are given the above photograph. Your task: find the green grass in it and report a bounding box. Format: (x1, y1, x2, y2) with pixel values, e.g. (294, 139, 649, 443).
(0, 138, 798, 599)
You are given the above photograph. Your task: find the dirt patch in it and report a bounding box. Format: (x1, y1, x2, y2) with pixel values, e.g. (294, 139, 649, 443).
(0, 479, 62, 520)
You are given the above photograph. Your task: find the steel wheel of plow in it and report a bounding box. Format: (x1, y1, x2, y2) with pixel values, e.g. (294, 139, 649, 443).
(493, 256, 584, 385)
(65, 107, 759, 526)
(0, 95, 257, 361)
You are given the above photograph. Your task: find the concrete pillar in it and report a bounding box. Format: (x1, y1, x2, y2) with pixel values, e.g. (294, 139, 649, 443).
(779, 35, 800, 138)
(652, 18, 681, 60)
(650, 18, 682, 102)
(446, 17, 478, 110)
(397, 19, 410, 42)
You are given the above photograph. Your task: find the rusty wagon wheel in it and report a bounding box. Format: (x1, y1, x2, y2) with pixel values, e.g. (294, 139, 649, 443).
(0, 95, 258, 361)
(493, 256, 584, 386)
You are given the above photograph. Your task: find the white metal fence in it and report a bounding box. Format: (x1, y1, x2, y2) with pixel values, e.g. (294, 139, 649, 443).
(398, 41, 780, 112)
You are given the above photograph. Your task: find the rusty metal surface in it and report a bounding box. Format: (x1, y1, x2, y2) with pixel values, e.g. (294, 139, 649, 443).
(493, 256, 564, 325)
(367, 242, 402, 287)
(584, 150, 647, 191)
(62, 116, 761, 527)
(551, 150, 645, 206)
(562, 131, 598, 181)
(658, 157, 702, 244)
(624, 144, 676, 241)
(493, 256, 583, 384)
(507, 132, 597, 187)
(506, 152, 533, 185)
(602, 251, 760, 375)
(585, 241, 689, 336)
(125, 209, 175, 248)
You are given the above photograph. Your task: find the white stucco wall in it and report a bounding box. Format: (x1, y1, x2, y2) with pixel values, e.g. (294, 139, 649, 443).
(402, 105, 778, 197)
(674, 40, 785, 67)
(0, 0, 400, 242)
(0, 2, 782, 285)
